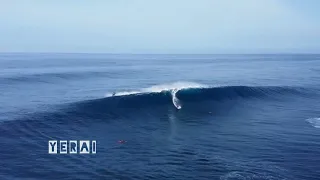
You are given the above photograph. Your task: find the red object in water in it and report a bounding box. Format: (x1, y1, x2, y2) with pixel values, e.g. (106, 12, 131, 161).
(118, 140, 126, 144)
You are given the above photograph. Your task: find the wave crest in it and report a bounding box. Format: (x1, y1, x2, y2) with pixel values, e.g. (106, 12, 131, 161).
(105, 82, 207, 97)
(99, 82, 305, 109)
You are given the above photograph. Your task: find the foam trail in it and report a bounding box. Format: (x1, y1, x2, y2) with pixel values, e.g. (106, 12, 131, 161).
(171, 89, 182, 109)
(306, 117, 320, 128)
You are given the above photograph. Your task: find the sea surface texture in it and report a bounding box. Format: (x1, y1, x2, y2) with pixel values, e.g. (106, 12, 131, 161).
(0, 53, 320, 180)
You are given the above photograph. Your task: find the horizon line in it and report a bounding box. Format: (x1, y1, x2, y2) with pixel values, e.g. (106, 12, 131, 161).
(0, 52, 320, 55)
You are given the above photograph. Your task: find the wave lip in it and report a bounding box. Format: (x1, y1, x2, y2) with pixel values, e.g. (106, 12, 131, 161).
(104, 82, 207, 97)
(306, 118, 320, 128)
(104, 82, 206, 109)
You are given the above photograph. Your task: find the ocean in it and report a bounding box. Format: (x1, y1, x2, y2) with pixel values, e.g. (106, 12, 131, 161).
(0, 53, 320, 180)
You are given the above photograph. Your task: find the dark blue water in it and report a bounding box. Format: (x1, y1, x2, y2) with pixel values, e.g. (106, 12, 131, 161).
(1, 53, 320, 180)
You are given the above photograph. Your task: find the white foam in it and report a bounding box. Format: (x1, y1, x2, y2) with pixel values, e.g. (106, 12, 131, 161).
(306, 117, 320, 128)
(171, 88, 182, 109)
(104, 81, 207, 97)
(144, 82, 207, 92)
(105, 91, 141, 97)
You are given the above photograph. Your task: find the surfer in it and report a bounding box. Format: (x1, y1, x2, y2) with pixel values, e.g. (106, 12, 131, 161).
(112, 92, 116, 96)
(171, 89, 182, 110)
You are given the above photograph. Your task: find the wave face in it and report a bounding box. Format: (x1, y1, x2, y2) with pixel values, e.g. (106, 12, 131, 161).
(98, 83, 307, 110)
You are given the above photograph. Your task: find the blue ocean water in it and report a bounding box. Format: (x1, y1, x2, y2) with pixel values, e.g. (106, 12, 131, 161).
(0, 53, 320, 180)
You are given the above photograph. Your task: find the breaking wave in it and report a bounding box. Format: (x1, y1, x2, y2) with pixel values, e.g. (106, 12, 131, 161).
(104, 82, 207, 97)
(105, 82, 205, 109)
(79, 82, 308, 111)
(6, 82, 313, 122)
